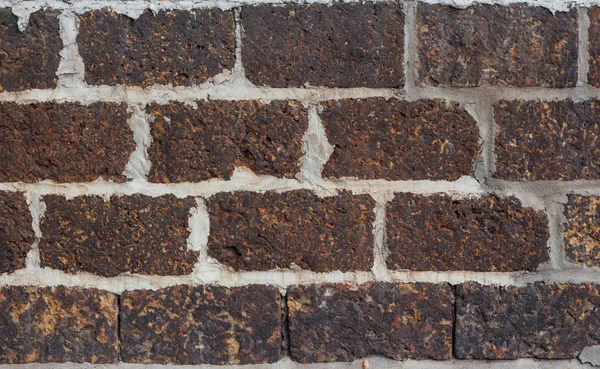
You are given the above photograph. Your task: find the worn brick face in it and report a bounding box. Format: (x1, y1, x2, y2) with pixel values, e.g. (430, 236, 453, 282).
(564, 195, 600, 267)
(0, 192, 34, 274)
(587, 7, 600, 86)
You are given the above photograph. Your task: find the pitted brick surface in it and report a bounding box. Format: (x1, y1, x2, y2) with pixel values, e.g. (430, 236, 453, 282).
(564, 195, 600, 267)
(0, 192, 34, 274)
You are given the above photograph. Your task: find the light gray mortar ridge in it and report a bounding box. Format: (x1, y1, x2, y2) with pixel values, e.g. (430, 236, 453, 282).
(402, 0, 417, 94)
(370, 192, 393, 281)
(56, 11, 85, 88)
(579, 6, 591, 87)
(24, 192, 43, 270)
(123, 105, 152, 182)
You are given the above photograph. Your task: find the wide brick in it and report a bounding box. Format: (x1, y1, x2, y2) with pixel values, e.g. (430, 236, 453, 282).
(120, 285, 281, 364)
(456, 282, 600, 359)
(386, 194, 549, 271)
(147, 101, 307, 182)
(78, 9, 234, 87)
(39, 195, 198, 277)
(321, 98, 480, 180)
(0, 286, 117, 363)
(0, 9, 62, 91)
(0, 102, 134, 182)
(417, 4, 577, 87)
(242, 3, 404, 88)
(0, 192, 34, 274)
(288, 283, 453, 362)
(564, 195, 600, 267)
(587, 7, 600, 86)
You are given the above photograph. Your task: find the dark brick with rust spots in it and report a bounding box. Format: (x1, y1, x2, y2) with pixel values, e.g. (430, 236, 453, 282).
(288, 283, 453, 362)
(78, 9, 234, 87)
(147, 101, 307, 182)
(587, 7, 600, 86)
(242, 3, 404, 88)
(456, 282, 600, 359)
(120, 285, 281, 364)
(0, 286, 117, 363)
(39, 195, 198, 277)
(321, 98, 480, 180)
(208, 190, 374, 272)
(564, 195, 600, 267)
(386, 194, 549, 272)
(0, 102, 134, 182)
(417, 4, 577, 87)
(0, 192, 34, 274)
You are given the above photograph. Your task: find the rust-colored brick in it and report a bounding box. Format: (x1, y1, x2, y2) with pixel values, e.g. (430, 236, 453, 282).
(0, 102, 134, 182)
(386, 194, 549, 271)
(564, 195, 600, 267)
(417, 4, 577, 87)
(0, 286, 117, 363)
(0, 192, 34, 274)
(321, 98, 480, 180)
(242, 3, 404, 88)
(120, 285, 281, 364)
(39, 195, 198, 277)
(288, 283, 453, 362)
(147, 101, 307, 182)
(78, 9, 234, 87)
(587, 7, 600, 86)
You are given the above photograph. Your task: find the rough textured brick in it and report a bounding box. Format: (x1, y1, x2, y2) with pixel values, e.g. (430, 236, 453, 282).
(147, 101, 307, 182)
(288, 283, 453, 362)
(417, 4, 577, 87)
(0, 102, 134, 182)
(386, 194, 549, 271)
(456, 282, 600, 359)
(587, 7, 600, 86)
(78, 9, 234, 87)
(564, 195, 600, 267)
(0, 9, 62, 91)
(0, 286, 117, 363)
(39, 195, 198, 277)
(0, 192, 34, 274)
(321, 98, 479, 180)
(208, 190, 374, 272)
(120, 285, 281, 365)
(242, 3, 404, 88)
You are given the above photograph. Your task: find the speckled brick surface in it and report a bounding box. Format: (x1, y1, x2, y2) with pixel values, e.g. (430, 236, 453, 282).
(587, 7, 600, 86)
(0, 192, 34, 274)
(564, 195, 600, 267)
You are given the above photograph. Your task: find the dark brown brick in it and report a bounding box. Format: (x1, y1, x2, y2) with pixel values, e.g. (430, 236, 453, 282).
(0, 192, 34, 274)
(417, 4, 577, 87)
(120, 285, 281, 364)
(0, 9, 62, 91)
(208, 190, 374, 272)
(456, 282, 600, 359)
(147, 101, 307, 182)
(386, 194, 549, 271)
(288, 283, 453, 362)
(0, 286, 117, 363)
(0, 102, 134, 182)
(321, 98, 480, 180)
(242, 3, 404, 88)
(564, 195, 600, 267)
(587, 7, 600, 86)
(39, 195, 198, 277)
(78, 9, 234, 87)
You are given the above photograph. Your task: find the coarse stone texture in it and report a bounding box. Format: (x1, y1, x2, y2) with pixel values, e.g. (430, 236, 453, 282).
(0, 192, 34, 274)
(0, 9, 62, 91)
(120, 285, 281, 365)
(564, 195, 600, 267)
(242, 3, 404, 88)
(0, 286, 118, 363)
(0, 102, 134, 183)
(386, 194, 549, 271)
(147, 101, 307, 182)
(321, 98, 480, 180)
(78, 9, 234, 87)
(287, 283, 454, 362)
(417, 4, 578, 87)
(39, 195, 198, 277)
(455, 282, 600, 359)
(587, 7, 600, 87)
(207, 190, 374, 272)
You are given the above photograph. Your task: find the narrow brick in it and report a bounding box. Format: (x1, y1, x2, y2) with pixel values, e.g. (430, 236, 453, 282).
(564, 195, 600, 267)
(386, 194, 549, 271)
(39, 195, 198, 277)
(242, 3, 404, 88)
(120, 285, 281, 364)
(321, 98, 480, 180)
(587, 7, 600, 86)
(0, 286, 117, 363)
(417, 4, 577, 87)
(0, 192, 34, 274)
(208, 190, 374, 272)
(78, 9, 235, 87)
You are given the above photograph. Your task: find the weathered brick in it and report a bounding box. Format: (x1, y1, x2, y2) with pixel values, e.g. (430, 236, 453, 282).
(386, 194, 549, 271)
(0, 286, 117, 363)
(417, 4, 577, 87)
(456, 282, 600, 359)
(78, 9, 234, 87)
(587, 7, 600, 86)
(120, 285, 281, 364)
(0, 192, 34, 274)
(0, 102, 134, 182)
(39, 195, 198, 277)
(288, 283, 453, 362)
(242, 3, 404, 88)
(564, 195, 600, 267)
(147, 101, 307, 182)
(321, 98, 480, 180)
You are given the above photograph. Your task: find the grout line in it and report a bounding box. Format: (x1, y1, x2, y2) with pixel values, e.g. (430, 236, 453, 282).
(297, 104, 334, 187)
(370, 193, 392, 282)
(579, 6, 591, 87)
(402, 0, 418, 94)
(56, 10, 86, 89)
(123, 104, 152, 182)
(24, 192, 44, 270)
(547, 200, 568, 270)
